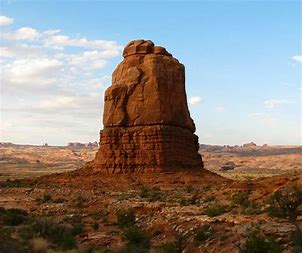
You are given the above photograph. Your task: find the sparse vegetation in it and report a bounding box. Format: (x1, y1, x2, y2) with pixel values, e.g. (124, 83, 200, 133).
(92, 222, 99, 231)
(1, 208, 28, 226)
(122, 225, 151, 250)
(194, 225, 213, 244)
(179, 193, 198, 206)
(1, 145, 302, 252)
(35, 193, 52, 204)
(140, 186, 163, 202)
(33, 217, 81, 250)
(116, 209, 136, 228)
(242, 224, 281, 253)
(292, 230, 302, 253)
(232, 191, 251, 207)
(159, 233, 188, 253)
(203, 202, 226, 217)
(267, 184, 302, 221)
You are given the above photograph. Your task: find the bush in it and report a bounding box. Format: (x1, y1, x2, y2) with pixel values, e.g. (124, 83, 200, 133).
(92, 222, 99, 231)
(53, 198, 65, 203)
(203, 203, 226, 217)
(18, 225, 35, 240)
(292, 230, 302, 252)
(35, 193, 52, 204)
(123, 226, 151, 249)
(267, 184, 302, 221)
(243, 224, 281, 253)
(159, 233, 187, 253)
(179, 193, 198, 206)
(116, 209, 136, 228)
(205, 195, 216, 202)
(71, 222, 83, 236)
(140, 186, 162, 202)
(0, 226, 15, 239)
(232, 191, 251, 207)
(33, 217, 77, 250)
(241, 201, 262, 215)
(3, 208, 28, 226)
(194, 225, 212, 243)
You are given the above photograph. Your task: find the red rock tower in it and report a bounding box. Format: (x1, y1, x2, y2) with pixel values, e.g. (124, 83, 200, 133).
(89, 40, 203, 173)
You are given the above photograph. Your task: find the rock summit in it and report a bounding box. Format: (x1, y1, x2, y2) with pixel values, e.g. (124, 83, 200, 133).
(88, 40, 203, 173)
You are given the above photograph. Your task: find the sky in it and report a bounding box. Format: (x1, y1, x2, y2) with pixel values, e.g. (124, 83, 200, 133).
(0, 0, 301, 146)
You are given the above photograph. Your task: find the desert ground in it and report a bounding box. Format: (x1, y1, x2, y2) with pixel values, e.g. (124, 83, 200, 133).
(0, 144, 301, 252)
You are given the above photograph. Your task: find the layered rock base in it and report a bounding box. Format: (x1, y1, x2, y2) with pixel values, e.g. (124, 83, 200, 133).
(90, 125, 202, 173)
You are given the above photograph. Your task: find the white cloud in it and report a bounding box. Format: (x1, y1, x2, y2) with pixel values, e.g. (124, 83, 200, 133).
(2, 27, 40, 40)
(68, 51, 107, 70)
(44, 35, 122, 52)
(43, 29, 61, 35)
(0, 16, 14, 26)
(189, 96, 204, 105)
(2, 58, 63, 89)
(264, 99, 289, 109)
(1, 16, 122, 144)
(292, 55, 302, 63)
(0, 44, 46, 58)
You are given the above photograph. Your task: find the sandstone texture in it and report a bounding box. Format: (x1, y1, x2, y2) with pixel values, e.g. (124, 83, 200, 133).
(90, 39, 203, 173)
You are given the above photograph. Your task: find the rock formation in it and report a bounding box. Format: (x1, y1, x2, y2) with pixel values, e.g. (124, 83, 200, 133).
(88, 39, 203, 173)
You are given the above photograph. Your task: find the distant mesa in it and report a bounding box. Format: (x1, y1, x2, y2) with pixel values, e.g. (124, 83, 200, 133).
(67, 142, 98, 149)
(87, 39, 203, 173)
(242, 142, 257, 148)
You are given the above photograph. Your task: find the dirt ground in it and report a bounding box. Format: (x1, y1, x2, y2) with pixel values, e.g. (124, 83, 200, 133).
(0, 145, 301, 252)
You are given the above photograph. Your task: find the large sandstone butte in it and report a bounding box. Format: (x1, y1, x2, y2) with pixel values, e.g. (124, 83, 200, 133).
(88, 40, 203, 173)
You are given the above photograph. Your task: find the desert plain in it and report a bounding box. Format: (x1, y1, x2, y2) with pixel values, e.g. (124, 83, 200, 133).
(0, 143, 301, 253)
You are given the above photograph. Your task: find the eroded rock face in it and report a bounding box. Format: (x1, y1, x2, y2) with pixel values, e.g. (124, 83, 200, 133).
(89, 39, 203, 173)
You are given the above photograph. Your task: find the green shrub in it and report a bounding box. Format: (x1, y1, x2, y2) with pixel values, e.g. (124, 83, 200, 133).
(267, 184, 302, 221)
(116, 209, 136, 228)
(18, 225, 35, 240)
(71, 222, 83, 236)
(231, 191, 251, 207)
(243, 224, 281, 253)
(140, 186, 162, 202)
(158, 233, 188, 253)
(179, 193, 198, 206)
(35, 193, 52, 204)
(123, 226, 150, 249)
(194, 225, 212, 243)
(241, 201, 262, 215)
(53, 198, 65, 203)
(203, 203, 226, 217)
(92, 222, 99, 231)
(33, 217, 77, 250)
(3, 208, 27, 226)
(0, 226, 15, 239)
(205, 195, 216, 202)
(292, 230, 302, 251)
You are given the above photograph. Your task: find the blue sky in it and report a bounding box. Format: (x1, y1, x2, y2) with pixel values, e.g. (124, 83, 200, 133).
(0, 0, 301, 145)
